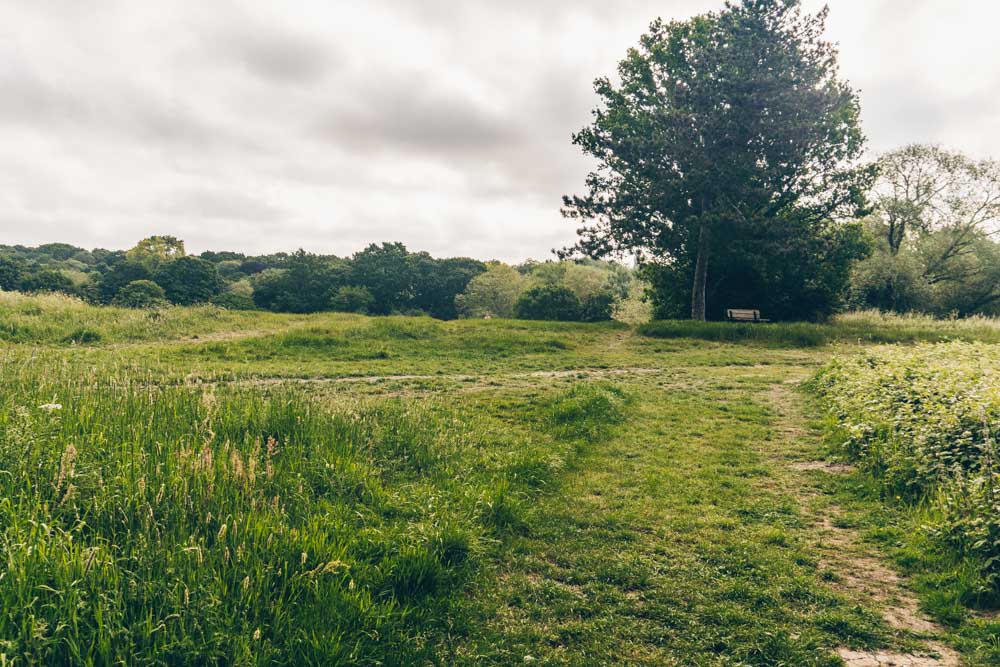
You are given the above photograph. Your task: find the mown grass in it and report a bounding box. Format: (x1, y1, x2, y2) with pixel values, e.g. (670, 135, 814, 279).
(0, 349, 630, 664)
(639, 310, 1000, 347)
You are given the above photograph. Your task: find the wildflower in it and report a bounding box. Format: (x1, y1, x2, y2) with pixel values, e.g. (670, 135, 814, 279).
(253, 628, 261, 642)
(39, 403, 62, 411)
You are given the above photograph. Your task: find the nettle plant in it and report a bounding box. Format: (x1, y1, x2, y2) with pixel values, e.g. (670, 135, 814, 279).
(816, 343, 1000, 581)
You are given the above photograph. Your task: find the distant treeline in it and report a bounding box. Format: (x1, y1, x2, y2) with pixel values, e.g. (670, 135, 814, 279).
(0, 236, 644, 322)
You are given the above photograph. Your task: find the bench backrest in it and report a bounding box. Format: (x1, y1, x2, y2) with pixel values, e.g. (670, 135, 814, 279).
(726, 308, 762, 321)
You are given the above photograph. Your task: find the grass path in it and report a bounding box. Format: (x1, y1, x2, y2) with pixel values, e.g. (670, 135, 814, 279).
(448, 362, 969, 665)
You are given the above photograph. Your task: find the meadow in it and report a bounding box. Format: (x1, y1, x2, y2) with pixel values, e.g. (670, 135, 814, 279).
(2, 294, 1000, 665)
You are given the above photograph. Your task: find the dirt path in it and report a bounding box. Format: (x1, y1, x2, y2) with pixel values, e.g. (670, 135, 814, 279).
(765, 380, 962, 667)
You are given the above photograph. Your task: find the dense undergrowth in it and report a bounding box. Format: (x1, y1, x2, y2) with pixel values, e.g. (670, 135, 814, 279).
(0, 349, 629, 664)
(815, 343, 1000, 608)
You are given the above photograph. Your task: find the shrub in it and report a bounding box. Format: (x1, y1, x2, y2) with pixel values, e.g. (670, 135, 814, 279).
(579, 291, 615, 322)
(515, 286, 581, 321)
(815, 343, 1000, 584)
(112, 280, 167, 309)
(210, 290, 256, 311)
(329, 285, 375, 314)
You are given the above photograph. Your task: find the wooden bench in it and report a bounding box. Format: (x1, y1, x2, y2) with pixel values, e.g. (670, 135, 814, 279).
(725, 308, 768, 322)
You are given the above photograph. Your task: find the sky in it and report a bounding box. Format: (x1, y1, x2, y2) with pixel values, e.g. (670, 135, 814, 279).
(1, 0, 998, 261)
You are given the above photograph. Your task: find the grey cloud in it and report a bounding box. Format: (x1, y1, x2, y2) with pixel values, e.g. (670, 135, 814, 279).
(1, 0, 999, 262)
(215, 26, 333, 85)
(158, 189, 285, 223)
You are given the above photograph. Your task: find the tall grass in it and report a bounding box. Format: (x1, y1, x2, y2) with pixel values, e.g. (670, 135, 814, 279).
(0, 291, 315, 345)
(0, 351, 629, 663)
(639, 310, 1000, 347)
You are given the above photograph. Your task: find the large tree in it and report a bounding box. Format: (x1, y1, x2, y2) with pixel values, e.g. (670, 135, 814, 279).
(563, 0, 870, 320)
(852, 144, 1000, 314)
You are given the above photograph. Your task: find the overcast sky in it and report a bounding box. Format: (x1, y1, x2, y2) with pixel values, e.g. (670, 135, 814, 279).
(1, 1, 998, 261)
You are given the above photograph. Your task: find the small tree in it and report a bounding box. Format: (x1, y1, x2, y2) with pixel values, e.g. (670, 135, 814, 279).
(113, 280, 168, 309)
(455, 264, 526, 318)
(516, 286, 582, 321)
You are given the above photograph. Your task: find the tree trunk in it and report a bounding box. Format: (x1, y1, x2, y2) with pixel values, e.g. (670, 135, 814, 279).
(690, 223, 709, 321)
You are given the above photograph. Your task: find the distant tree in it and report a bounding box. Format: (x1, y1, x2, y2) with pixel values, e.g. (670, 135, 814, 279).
(408, 254, 486, 319)
(516, 285, 582, 321)
(239, 259, 269, 275)
(215, 260, 246, 282)
(112, 280, 168, 309)
(97, 260, 152, 304)
(563, 0, 870, 320)
(350, 243, 413, 315)
(37, 243, 84, 261)
(0, 257, 24, 291)
(199, 250, 245, 263)
(127, 235, 186, 270)
(455, 264, 526, 318)
(18, 269, 75, 294)
(251, 251, 346, 313)
(153, 256, 221, 305)
(329, 285, 375, 314)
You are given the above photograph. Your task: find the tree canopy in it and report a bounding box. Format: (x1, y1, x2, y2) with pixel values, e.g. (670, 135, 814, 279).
(563, 0, 871, 320)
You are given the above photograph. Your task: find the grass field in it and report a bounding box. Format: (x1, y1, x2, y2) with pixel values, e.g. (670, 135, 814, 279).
(2, 295, 999, 665)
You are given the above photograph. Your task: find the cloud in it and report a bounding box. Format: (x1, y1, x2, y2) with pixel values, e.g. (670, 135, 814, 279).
(1, 0, 999, 262)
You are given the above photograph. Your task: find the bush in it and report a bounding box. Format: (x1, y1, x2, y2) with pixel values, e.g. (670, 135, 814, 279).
(579, 291, 615, 322)
(515, 286, 581, 321)
(112, 280, 167, 309)
(210, 290, 256, 311)
(329, 286, 375, 314)
(815, 343, 1000, 584)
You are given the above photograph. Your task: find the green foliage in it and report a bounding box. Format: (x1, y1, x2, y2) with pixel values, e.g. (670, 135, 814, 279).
(455, 264, 526, 319)
(251, 251, 346, 313)
(112, 279, 167, 309)
(639, 311, 1000, 347)
(17, 268, 76, 295)
(126, 235, 186, 269)
(97, 260, 152, 304)
(564, 0, 871, 319)
(815, 344, 1000, 591)
(210, 290, 257, 311)
(153, 256, 222, 305)
(0, 256, 25, 291)
(329, 285, 376, 314)
(515, 286, 581, 321)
